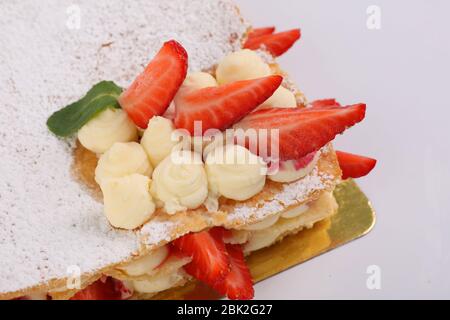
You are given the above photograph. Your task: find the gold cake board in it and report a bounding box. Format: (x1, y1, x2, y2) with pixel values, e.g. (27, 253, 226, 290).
(151, 179, 376, 300)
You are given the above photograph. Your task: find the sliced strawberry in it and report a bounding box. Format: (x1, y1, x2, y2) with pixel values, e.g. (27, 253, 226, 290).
(119, 40, 188, 128)
(309, 99, 341, 108)
(70, 277, 125, 300)
(172, 230, 230, 285)
(247, 26, 276, 40)
(112, 278, 134, 300)
(235, 104, 366, 161)
(244, 29, 301, 57)
(335, 151, 377, 179)
(174, 75, 282, 134)
(292, 151, 317, 170)
(213, 244, 254, 300)
(168, 243, 190, 259)
(209, 226, 232, 241)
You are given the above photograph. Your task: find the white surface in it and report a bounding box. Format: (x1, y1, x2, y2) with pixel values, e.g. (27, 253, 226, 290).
(236, 0, 450, 299)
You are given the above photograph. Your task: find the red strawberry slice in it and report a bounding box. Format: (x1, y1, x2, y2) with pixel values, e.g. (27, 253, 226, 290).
(119, 40, 188, 128)
(113, 279, 134, 300)
(244, 29, 301, 57)
(172, 230, 230, 285)
(309, 99, 341, 108)
(168, 243, 190, 259)
(247, 26, 276, 40)
(213, 244, 254, 300)
(235, 104, 366, 161)
(209, 226, 232, 241)
(174, 75, 282, 134)
(335, 151, 377, 179)
(292, 151, 317, 170)
(70, 277, 126, 300)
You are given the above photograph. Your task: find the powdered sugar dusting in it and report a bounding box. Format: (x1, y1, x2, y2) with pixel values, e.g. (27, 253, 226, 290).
(254, 49, 276, 64)
(0, 0, 246, 295)
(228, 165, 334, 224)
(229, 200, 285, 225)
(274, 168, 327, 206)
(140, 220, 177, 245)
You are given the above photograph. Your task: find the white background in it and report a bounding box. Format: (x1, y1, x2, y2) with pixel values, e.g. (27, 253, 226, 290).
(236, 0, 450, 299)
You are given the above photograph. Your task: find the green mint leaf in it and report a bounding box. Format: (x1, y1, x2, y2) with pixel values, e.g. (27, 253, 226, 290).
(46, 81, 123, 137)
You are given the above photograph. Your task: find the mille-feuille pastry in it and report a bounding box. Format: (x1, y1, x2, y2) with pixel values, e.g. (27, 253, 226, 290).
(0, 0, 376, 300)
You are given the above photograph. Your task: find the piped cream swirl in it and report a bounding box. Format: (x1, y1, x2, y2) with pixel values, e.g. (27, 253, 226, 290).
(205, 144, 267, 205)
(141, 116, 180, 167)
(95, 142, 153, 185)
(78, 108, 137, 154)
(216, 49, 271, 85)
(118, 245, 169, 276)
(151, 151, 208, 214)
(101, 174, 155, 230)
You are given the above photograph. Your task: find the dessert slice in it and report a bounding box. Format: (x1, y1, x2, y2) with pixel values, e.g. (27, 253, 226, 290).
(0, 0, 376, 301)
(43, 39, 371, 300)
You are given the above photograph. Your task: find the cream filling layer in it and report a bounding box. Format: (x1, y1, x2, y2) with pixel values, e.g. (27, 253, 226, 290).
(117, 245, 169, 277)
(113, 192, 337, 297)
(130, 255, 192, 294)
(223, 192, 337, 252)
(269, 152, 321, 183)
(243, 192, 337, 253)
(132, 269, 188, 294)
